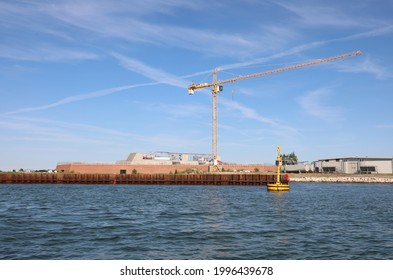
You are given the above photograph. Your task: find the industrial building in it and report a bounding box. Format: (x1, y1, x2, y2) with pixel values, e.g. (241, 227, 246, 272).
(314, 157, 393, 174)
(56, 151, 276, 174)
(116, 152, 211, 166)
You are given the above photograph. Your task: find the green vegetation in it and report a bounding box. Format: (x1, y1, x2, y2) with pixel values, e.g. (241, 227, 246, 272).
(220, 168, 234, 172)
(282, 152, 298, 164)
(132, 169, 138, 174)
(176, 168, 205, 174)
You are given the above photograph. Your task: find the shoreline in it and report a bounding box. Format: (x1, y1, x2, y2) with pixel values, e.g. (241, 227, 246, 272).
(289, 173, 393, 184)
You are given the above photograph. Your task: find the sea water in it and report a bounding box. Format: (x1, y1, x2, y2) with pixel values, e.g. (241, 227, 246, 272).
(0, 183, 392, 259)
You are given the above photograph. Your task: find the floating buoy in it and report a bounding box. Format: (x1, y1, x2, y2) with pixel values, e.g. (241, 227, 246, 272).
(267, 183, 290, 192)
(267, 146, 290, 192)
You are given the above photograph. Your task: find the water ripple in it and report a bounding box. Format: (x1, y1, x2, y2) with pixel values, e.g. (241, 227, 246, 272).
(0, 183, 392, 259)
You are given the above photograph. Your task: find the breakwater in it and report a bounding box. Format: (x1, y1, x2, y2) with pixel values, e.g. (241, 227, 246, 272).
(290, 175, 393, 184)
(0, 173, 283, 186)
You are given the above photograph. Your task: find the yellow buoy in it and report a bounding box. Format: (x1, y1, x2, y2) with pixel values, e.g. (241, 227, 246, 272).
(267, 183, 290, 192)
(267, 146, 290, 191)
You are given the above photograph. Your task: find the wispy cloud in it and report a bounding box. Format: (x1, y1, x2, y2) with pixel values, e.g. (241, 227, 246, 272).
(142, 103, 209, 118)
(1, 83, 158, 116)
(0, 115, 210, 151)
(376, 124, 393, 129)
(219, 42, 322, 71)
(0, 117, 112, 145)
(2, 25, 385, 117)
(220, 24, 393, 73)
(1, 52, 201, 116)
(279, 5, 354, 27)
(0, 116, 126, 147)
(1, 116, 138, 138)
(0, 44, 98, 62)
(113, 55, 300, 137)
(298, 88, 343, 122)
(339, 25, 393, 40)
(336, 57, 391, 79)
(2, 1, 392, 64)
(0, 1, 97, 62)
(220, 98, 299, 136)
(1, 1, 297, 58)
(112, 53, 189, 88)
(274, 1, 381, 28)
(33, 1, 263, 57)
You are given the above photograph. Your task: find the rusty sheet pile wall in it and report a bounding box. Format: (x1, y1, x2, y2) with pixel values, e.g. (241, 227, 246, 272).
(0, 173, 285, 186)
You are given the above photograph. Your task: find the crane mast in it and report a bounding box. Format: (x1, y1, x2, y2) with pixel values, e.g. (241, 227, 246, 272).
(188, 50, 362, 171)
(212, 68, 219, 169)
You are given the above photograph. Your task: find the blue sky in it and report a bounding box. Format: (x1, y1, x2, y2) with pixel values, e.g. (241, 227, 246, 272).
(1, 0, 392, 170)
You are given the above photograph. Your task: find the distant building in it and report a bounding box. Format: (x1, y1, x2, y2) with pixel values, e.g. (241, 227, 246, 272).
(282, 162, 315, 173)
(314, 157, 393, 174)
(56, 151, 276, 174)
(116, 152, 211, 166)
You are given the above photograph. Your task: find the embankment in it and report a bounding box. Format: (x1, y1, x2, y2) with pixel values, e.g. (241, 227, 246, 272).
(289, 174, 393, 184)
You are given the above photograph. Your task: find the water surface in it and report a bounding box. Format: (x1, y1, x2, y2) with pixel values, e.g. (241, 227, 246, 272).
(0, 183, 392, 259)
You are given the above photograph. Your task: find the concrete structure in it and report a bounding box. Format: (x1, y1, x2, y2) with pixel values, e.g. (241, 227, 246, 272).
(56, 162, 276, 174)
(56, 152, 276, 174)
(56, 162, 209, 174)
(314, 157, 393, 174)
(116, 152, 211, 166)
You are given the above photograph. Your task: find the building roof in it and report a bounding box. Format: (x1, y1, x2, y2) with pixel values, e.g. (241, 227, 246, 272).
(317, 157, 393, 161)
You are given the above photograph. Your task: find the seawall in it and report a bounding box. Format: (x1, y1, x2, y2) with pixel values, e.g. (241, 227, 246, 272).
(0, 173, 284, 186)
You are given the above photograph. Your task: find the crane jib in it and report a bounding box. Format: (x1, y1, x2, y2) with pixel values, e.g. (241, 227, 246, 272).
(186, 50, 362, 169)
(188, 50, 362, 91)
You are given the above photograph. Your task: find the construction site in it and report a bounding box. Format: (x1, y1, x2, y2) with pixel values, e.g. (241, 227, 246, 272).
(56, 51, 362, 176)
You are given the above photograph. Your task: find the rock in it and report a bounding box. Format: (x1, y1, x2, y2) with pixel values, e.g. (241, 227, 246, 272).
(290, 176, 393, 184)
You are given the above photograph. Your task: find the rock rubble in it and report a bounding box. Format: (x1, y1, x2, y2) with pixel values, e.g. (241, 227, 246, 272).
(290, 176, 393, 184)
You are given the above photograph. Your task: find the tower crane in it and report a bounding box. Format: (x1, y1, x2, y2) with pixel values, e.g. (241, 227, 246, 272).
(188, 50, 362, 171)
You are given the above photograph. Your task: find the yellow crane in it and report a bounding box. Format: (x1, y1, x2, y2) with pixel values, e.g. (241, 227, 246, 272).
(188, 50, 362, 171)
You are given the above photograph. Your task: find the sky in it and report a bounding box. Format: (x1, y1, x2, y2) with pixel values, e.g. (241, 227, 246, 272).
(1, 0, 393, 171)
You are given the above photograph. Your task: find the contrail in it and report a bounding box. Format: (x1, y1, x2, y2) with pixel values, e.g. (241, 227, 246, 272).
(1, 82, 158, 116)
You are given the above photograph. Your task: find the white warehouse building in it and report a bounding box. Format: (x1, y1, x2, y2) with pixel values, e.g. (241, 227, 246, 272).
(314, 157, 393, 174)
